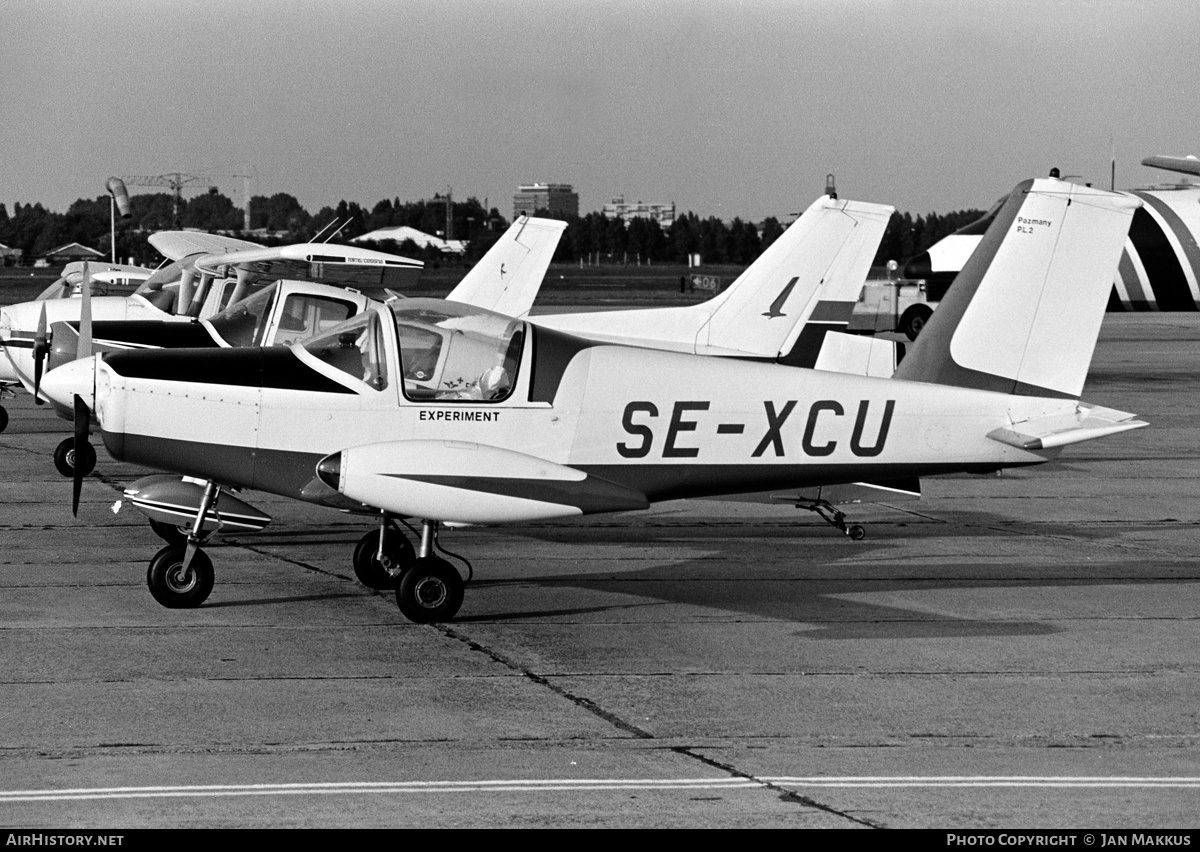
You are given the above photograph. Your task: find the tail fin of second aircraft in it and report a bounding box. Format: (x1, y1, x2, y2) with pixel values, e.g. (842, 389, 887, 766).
(445, 216, 567, 318)
(698, 196, 893, 359)
(892, 177, 1140, 399)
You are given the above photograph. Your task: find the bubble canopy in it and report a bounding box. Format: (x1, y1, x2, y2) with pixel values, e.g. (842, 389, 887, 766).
(303, 299, 526, 402)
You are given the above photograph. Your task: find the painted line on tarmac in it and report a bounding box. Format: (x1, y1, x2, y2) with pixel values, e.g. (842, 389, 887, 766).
(3, 776, 1200, 802)
(0, 778, 762, 802)
(765, 776, 1200, 788)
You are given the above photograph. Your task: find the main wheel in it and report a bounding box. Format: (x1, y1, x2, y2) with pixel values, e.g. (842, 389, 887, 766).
(0, 404, 8, 433)
(149, 519, 189, 547)
(53, 437, 97, 478)
(147, 545, 214, 608)
(352, 528, 416, 589)
(899, 304, 933, 341)
(396, 557, 464, 623)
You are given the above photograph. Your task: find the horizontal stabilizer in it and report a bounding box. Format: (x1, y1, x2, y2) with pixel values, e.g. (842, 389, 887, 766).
(812, 330, 898, 377)
(318, 440, 648, 524)
(770, 477, 921, 505)
(986, 404, 1148, 450)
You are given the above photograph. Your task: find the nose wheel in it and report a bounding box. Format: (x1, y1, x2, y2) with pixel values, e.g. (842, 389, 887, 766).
(144, 480, 220, 609)
(147, 545, 214, 608)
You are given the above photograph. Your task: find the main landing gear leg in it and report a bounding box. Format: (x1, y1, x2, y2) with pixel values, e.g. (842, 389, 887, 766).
(147, 480, 217, 608)
(395, 520, 465, 623)
(794, 498, 866, 541)
(352, 513, 416, 589)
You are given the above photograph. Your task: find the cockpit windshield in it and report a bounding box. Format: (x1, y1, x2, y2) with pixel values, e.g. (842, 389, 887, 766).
(390, 299, 524, 402)
(302, 310, 389, 391)
(206, 283, 279, 347)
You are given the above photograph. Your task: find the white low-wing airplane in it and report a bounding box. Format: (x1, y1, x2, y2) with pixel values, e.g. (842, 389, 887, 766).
(46, 176, 1146, 622)
(43, 191, 893, 554)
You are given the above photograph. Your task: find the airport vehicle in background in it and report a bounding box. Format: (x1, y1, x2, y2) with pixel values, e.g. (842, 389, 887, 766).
(866, 158, 1200, 337)
(49, 176, 1146, 622)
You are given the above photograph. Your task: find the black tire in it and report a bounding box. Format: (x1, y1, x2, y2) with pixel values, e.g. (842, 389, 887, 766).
(0, 404, 8, 433)
(147, 545, 214, 608)
(396, 557, 464, 623)
(149, 519, 189, 547)
(847, 524, 867, 541)
(899, 305, 933, 341)
(352, 528, 415, 590)
(53, 437, 97, 478)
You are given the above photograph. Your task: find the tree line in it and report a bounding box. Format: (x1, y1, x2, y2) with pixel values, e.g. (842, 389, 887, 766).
(0, 190, 986, 270)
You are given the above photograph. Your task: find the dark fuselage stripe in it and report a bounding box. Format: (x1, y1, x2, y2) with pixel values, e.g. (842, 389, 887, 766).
(104, 429, 1042, 509)
(104, 348, 358, 393)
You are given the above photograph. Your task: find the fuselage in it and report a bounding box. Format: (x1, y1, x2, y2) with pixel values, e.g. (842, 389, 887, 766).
(84, 300, 1062, 513)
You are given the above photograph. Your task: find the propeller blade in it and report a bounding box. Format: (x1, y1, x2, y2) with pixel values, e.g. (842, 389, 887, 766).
(32, 303, 48, 404)
(71, 393, 90, 517)
(78, 261, 92, 360)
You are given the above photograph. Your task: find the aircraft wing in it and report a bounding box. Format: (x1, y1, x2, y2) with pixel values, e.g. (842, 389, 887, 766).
(987, 403, 1147, 450)
(191, 242, 423, 292)
(314, 439, 648, 524)
(148, 231, 263, 261)
(445, 216, 567, 316)
(1141, 155, 1200, 178)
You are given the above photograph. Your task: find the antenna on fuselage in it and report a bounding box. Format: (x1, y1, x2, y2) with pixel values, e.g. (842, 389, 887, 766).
(323, 219, 350, 243)
(310, 218, 341, 243)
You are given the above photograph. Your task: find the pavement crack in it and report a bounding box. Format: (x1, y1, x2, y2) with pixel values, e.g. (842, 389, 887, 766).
(437, 625, 654, 739)
(436, 626, 886, 825)
(671, 746, 885, 828)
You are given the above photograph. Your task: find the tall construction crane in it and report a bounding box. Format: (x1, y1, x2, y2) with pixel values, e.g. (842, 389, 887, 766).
(121, 172, 214, 226)
(123, 167, 254, 229)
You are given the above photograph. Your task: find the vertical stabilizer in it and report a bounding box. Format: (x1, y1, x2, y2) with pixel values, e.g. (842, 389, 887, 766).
(445, 216, 567, 317)
(699, 197, 893, 359)
(893, 178, 1140, 398)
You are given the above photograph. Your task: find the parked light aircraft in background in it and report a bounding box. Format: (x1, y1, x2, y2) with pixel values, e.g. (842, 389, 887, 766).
(33, 260, 156, 301)
(0, 235, 424, 432)
(27, 216, 568, 480)
(45, 176, 1146, 623)
(533, 194, 893, 368)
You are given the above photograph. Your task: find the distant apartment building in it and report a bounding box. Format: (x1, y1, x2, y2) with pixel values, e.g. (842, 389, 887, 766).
(513, 183, 579, 220)
(602, 196, 676, 229)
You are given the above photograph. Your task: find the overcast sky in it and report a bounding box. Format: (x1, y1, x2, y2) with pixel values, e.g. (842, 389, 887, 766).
(4, 0, 1198, 222)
